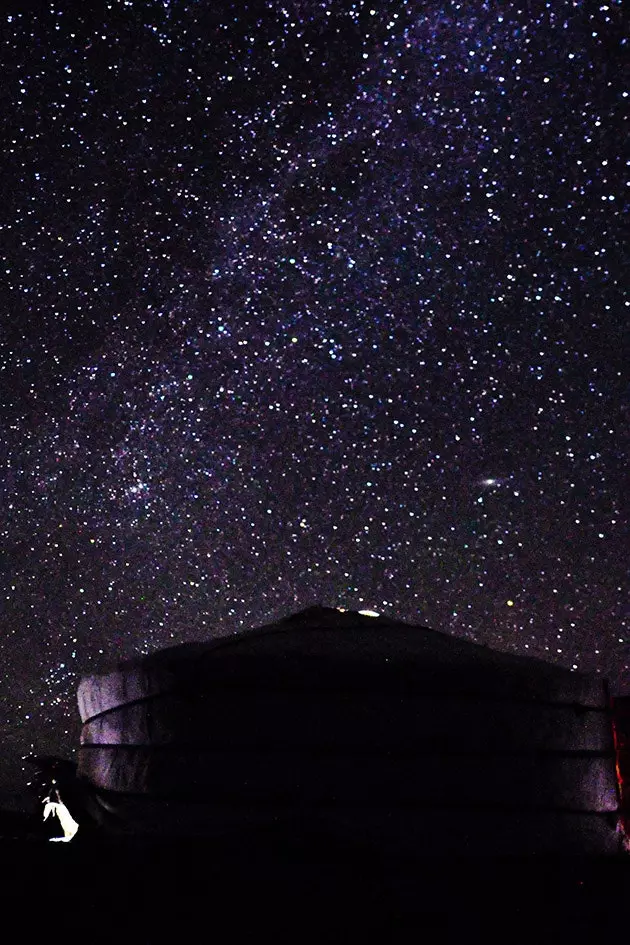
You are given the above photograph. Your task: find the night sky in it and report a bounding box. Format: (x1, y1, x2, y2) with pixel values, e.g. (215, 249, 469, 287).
(0, 1, 626, 798)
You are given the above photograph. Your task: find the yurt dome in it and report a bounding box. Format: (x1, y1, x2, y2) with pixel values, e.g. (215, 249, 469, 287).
(76, 606, 621, 855)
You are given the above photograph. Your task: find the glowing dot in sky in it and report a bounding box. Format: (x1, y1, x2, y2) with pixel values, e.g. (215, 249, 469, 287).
(507, 600, 514, 607)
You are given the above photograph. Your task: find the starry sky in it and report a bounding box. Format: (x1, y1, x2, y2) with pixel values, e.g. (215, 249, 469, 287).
(0, 0, 626, 798)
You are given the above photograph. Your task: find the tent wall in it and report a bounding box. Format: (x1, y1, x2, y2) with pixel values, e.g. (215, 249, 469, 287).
(77, 608, 621, 854)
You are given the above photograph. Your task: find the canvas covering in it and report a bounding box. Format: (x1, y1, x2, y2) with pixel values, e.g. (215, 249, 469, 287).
(76, 607, 620, 853)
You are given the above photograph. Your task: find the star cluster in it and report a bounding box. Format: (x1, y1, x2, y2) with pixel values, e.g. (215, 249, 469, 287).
(0, 1, 626, 795)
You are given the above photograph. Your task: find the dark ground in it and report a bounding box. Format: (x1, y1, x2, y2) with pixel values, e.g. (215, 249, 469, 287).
(2, 817, 629, 943)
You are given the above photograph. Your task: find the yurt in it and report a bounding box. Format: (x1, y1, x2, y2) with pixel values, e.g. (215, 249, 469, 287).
(76, 606, 622, 855)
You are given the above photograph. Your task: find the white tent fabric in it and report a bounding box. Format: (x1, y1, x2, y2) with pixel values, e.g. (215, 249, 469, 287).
(76, 607, 621, 854)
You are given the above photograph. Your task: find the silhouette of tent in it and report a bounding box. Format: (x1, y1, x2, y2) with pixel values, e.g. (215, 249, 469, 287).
(76, 606, 621, 854)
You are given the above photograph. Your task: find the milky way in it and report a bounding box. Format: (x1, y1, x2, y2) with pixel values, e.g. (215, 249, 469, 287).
(0, 1, 626, 795)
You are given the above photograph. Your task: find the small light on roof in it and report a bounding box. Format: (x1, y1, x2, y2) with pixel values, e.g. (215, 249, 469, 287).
(359, 610, 380, 617)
